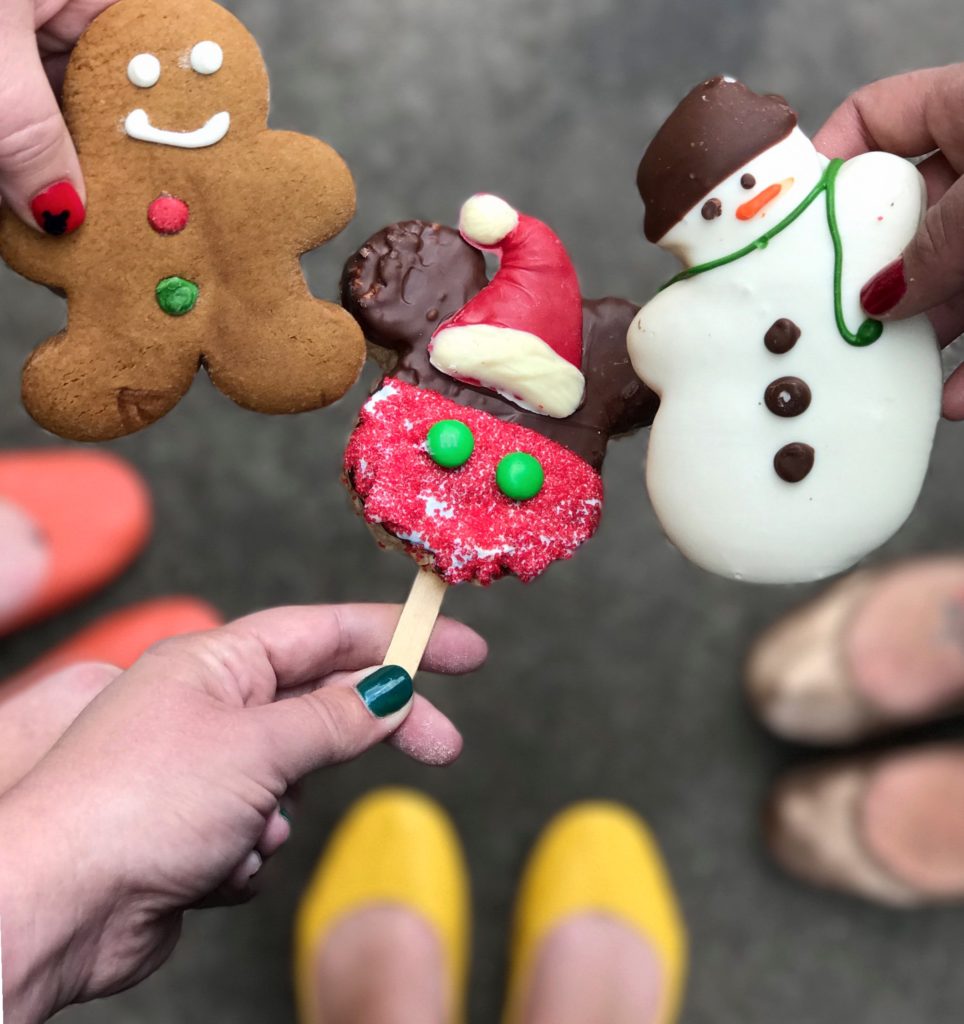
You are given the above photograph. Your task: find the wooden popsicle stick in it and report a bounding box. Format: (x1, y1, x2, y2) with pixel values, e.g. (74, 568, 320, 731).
(383, 568, 449, 678)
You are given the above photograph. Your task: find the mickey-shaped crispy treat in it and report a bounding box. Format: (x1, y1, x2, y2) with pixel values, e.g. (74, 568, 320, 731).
(342, 196, 658, 586)
(0, 0, 364, 441)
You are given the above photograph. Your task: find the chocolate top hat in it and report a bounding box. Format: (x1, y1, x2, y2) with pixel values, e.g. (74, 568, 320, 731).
(637, 76, 798, 243)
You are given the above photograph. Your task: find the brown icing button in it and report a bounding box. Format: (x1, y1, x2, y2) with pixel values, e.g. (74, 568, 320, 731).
(774, 442, 814, 482)
(740, 173, 757, 189)
(765, 376, 811, 417)
(701, 198, 722, 220)
(764, 318, 801, 354)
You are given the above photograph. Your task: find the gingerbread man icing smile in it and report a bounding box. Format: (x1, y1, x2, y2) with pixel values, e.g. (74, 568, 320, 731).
(0, 0, 364, 441)
(124, 40, 231, 148)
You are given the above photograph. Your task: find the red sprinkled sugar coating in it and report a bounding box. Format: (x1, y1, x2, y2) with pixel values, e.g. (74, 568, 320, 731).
(344, 381, 603, 585)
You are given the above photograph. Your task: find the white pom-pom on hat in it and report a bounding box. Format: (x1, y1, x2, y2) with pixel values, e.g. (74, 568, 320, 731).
(459, 194, 519, 246)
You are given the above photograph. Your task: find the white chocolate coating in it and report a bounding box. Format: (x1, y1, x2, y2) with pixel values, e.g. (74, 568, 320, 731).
(459, 193, 519, 246)
(629, 130, 941, 583)
(429, 323, 585, 417)
(659, 129, 823, 266)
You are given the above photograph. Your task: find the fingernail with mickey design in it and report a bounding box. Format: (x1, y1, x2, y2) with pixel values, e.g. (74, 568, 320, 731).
(860, 258, 906, 317)
(29, 181, 86, 236)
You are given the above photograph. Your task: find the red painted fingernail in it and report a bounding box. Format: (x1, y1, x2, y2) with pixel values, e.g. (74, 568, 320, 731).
(860, 257, 906, 316)
(29, 180, 85, 236)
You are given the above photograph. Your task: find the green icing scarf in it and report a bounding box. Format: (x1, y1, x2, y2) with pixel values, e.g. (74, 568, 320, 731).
(659, 158, 883, 347)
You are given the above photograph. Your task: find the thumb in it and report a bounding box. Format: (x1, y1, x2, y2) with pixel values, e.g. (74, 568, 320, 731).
(0, 3, 86, 235)
(861, 176, 964, 321)
(257, 664, 414, 783)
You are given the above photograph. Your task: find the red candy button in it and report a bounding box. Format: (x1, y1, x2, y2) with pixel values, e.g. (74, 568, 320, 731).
(147, 194, 190, 235)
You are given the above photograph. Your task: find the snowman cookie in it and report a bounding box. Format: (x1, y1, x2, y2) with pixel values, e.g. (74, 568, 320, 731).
(629, 76, 942, 584)
(0, 0, 364, 441)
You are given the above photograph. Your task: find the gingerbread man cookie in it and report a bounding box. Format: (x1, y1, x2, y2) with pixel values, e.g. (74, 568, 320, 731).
(342, 198, 658, 585)
(0, 0, 364, 441)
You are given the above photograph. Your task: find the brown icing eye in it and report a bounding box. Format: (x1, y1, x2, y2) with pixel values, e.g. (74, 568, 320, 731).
(740, 173, 757, 190)
(701, 198, 722, 220)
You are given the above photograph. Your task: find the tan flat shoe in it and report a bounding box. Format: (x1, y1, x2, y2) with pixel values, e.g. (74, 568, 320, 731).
(746, 570, 893, 744)
(749, 559, 964, 745)
(766, 758, 922, 907)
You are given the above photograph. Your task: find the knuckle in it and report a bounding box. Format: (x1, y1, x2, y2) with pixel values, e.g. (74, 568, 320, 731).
(303, 691, 363, 763)
(206, 628, 272, 684)
(916, 209, 948, 267)
(146, 626, 276, 706)
(0, 109, 66, 173)
(844, 94, 877, 152)
(914, 200, 964, 277)
(141, 634, 188, 661)
(935, 73, 964, 135)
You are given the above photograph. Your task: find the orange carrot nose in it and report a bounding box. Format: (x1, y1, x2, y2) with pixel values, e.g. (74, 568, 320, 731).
(736, 178, 795, 220)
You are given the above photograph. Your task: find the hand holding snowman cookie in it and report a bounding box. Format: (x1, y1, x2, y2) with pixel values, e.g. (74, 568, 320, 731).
(814, 64, 964, 418)
(629, 76, 942, 584)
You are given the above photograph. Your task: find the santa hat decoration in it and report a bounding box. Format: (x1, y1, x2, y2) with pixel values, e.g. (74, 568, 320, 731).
(428, 195, 585, 419)
(637, 76, 798, 242)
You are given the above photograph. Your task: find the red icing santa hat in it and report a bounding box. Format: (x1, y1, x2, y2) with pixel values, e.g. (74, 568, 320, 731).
(429, 194, 585, 418)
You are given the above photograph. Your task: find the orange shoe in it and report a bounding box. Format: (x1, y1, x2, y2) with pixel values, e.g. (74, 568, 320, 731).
(0, 450, 152, 635)
(16, 597, 223, 683)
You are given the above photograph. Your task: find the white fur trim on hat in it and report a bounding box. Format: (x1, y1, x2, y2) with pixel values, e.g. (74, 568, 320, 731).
(430, 324, 585, 418)
(459, 194, 520, 247)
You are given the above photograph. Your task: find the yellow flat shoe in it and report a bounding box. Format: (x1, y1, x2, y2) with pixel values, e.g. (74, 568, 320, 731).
(293, 788, 470, 1024)
(503, 802, 687, 1024)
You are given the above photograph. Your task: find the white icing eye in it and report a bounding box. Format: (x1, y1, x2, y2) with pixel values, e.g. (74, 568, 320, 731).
(127, 53, 161, 88)
(190, 41, 223, 75)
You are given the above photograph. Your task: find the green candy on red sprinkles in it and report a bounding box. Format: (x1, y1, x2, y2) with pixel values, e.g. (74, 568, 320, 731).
(344, 380, 602, 585)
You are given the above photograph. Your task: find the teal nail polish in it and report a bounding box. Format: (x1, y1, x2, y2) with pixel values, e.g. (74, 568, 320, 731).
(356, 665, 413, 718)
(279, 806, 292, 824)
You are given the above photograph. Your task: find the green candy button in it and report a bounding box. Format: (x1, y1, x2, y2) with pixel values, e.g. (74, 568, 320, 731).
(496, 451, 544, 500)
(426, 419, 474, 468)
(156, 275, 199, 316)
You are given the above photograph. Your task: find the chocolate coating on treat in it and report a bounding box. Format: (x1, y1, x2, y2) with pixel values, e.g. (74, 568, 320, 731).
(342, 221, 486, 353)
(342, 220, 658, 470)
(765, 376, 811, 417)
(740, 173, 757, 189)
(701, 199, 722, 221)
(774, 442, 814, 482)
(764, 318, 801, 354)
(637, 76, 798, 242)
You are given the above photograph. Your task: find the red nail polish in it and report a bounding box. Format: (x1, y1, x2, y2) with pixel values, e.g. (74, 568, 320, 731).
(860, 257, 906, 316)
(29, 181, 86, 236)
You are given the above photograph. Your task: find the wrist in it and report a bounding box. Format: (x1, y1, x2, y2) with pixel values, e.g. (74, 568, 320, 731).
(0, 785, 99, 1023)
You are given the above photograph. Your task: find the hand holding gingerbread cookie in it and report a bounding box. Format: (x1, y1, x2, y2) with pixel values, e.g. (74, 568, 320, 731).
(0, 0, 364, 441)
(0, 0, 119, 238)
